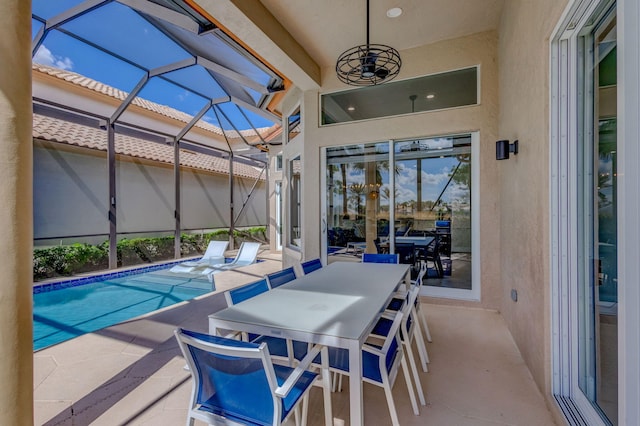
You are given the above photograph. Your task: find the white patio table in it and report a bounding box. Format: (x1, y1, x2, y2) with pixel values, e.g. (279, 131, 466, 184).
(208, 261, 410, 426)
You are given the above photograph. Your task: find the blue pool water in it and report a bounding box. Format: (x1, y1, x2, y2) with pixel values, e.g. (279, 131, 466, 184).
(33, 262, 216, 351)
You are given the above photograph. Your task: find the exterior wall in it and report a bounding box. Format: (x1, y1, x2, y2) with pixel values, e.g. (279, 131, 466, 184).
(497, 0, 568, 417)
(34, 142, 266, 244)
(0, 0, 33, 422)
(285, 31, 502, 309)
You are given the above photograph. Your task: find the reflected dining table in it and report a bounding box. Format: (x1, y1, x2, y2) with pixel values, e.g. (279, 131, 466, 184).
(208, 261, 410, 426)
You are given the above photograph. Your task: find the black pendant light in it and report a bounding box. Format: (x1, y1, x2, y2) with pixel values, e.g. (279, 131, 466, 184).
(335, 0, 402, 86)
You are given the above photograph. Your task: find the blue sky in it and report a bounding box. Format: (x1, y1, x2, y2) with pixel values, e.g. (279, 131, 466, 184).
(31, 1, 274, 131)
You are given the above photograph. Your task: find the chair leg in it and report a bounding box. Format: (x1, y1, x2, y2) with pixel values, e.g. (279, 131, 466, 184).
(416, 303, 432, 343)
(412, 319, 430, 371)
(320, 346, 333, 426)
(301, 393, 310, 426)
(400, 355, 420, 416)
(382, 379, 402, 426)
(403, 340, 426, 405)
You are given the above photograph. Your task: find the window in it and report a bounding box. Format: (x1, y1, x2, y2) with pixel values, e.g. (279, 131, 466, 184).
(286, 107, 301, 143)
(321, 67, 478, 125)
(323, 134, 479, 300)
(289, 155, 301, 248)
(275, 153, 283, 171)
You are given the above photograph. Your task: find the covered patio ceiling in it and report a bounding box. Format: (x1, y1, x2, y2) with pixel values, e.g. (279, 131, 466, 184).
(31, 0, 291, 160)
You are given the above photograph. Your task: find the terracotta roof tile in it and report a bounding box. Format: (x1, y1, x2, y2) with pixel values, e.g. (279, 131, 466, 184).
(33, 113, 264, 180)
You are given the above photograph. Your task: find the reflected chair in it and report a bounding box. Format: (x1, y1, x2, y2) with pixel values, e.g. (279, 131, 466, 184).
(321, 310, 420, 426)
(300, 258, 323, 275)
(266, 267, 297, 289)
(169, 240, 229, 273)
(175, 328, 326, 426)
(395, 242, 416, 265)
(415, 235, 443, 278)
(362, 253, 399, 264)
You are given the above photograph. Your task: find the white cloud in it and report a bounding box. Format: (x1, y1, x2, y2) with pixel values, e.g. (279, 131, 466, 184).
(33, 45, 73, 70)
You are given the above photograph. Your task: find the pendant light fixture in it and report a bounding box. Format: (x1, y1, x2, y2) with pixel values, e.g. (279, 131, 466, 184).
(335, 0, 402, 86)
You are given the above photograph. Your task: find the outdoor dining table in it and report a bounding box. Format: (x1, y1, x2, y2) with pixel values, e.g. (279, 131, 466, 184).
(208, 261, 411, 426)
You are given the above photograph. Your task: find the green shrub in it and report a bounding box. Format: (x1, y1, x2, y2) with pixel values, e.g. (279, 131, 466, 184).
(33, 226, 268, 281)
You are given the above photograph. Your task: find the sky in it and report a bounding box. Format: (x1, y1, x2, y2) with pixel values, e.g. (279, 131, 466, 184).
(31, 0, 275, 131)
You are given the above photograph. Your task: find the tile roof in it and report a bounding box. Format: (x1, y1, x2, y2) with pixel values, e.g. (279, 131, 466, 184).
(33, 113, 265, 180)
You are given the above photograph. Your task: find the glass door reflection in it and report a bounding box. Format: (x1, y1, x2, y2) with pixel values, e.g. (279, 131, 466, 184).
(393, 137, 472, 288)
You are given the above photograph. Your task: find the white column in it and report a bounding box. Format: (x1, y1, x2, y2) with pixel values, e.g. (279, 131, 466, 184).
(0, 0, 34, 424)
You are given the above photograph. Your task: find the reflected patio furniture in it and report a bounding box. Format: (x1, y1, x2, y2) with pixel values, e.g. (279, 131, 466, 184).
(415, 236, 443, 278)
(174, 328, 324, 426)
(169, 240, 229, 273)
(362, 253, 399, 264)
(395, 242, 416, 265)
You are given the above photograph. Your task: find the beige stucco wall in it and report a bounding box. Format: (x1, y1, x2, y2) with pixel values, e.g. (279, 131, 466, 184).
(282, 31, 503, 309)
(497, 0, 568, 416)
(0, 0, 33, 423)
(34, 142, 266, 244)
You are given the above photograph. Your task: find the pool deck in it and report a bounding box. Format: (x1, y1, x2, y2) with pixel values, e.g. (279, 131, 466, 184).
(33, 249, 557, 425)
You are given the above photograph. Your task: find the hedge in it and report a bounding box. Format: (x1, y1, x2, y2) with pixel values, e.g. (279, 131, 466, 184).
(33, 227, 267, 281)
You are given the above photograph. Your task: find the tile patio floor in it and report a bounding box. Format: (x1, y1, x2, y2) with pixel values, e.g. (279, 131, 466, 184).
(34, 251, 557, 425)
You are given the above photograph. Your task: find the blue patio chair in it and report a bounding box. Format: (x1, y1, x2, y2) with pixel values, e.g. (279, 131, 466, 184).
(174, 328, 326, 426)
(224, 278, 270, 306)
(372, 287, 428, 406)
(224, 278, 301, 362)
(322, 310, 420, 425)
(266, 266, 297, 289)
(300, 258, 323, 275)
(387, 262, 432, 345)
(362, 253, 399, 264)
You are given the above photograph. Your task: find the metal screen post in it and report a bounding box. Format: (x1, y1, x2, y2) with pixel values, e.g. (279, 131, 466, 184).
(107, 120, 117, 269)
(174, 139, 181, 258)
(229, 153, 235, 250)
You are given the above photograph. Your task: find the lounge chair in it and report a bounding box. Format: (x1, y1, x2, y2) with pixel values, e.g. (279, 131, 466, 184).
(204, 242, 261, 281)
(169, 240, 229, 273)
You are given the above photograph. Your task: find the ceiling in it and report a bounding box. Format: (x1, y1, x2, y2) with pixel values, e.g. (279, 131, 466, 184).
(259, 0, 505, 69)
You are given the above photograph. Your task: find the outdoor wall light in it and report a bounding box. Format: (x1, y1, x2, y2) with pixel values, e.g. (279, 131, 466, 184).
(496, 139, 519, 160)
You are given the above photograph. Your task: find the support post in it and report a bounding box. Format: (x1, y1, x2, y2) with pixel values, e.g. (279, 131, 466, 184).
(174, 139, 181, 258)
(107, 120, 117, 269)
(229, 153, 235, 250)
(0, 0, 34, 422)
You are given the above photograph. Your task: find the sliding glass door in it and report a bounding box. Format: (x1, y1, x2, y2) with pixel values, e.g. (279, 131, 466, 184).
(323, 134, 479, 300)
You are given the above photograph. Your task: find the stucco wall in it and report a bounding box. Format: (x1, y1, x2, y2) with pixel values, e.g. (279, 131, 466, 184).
(284, 31, 502, 309)
(497, 0, 568, 407)
(34, 142, 266, 243)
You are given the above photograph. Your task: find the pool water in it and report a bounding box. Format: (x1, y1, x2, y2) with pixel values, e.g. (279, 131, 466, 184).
(33, 266, 213, 351)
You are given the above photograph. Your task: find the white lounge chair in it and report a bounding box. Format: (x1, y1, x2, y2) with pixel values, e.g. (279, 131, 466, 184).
(205, 242, 261, 281)
(169, 240, 229, 273)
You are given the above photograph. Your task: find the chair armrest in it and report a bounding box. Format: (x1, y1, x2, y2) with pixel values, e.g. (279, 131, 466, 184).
(362, 342, 384, 357)
(274, 344, 325, 398)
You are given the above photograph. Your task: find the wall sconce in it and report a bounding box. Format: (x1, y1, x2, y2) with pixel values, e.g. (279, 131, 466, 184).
(496, 139, 519, 160)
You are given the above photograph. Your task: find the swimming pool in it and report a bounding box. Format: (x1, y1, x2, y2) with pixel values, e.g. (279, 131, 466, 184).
(33, 261, 216, 351)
